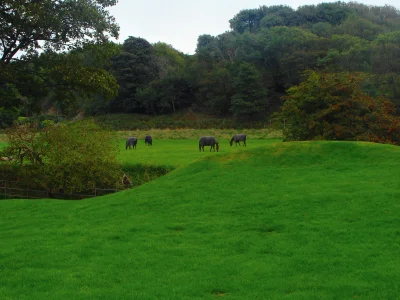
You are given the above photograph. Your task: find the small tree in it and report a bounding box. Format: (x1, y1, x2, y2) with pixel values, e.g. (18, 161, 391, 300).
(278, 71, 400, 144)
(44, 120, 122, 193)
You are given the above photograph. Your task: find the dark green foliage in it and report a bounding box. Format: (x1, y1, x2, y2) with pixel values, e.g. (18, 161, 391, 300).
(0, 0, 120, 118)
(4, 1, 400, 121)
(231, 62, 268, 117)
(0, 0, 119, 64)
(229, 7, 267, 33)
(0, 108, 19, 128)
(109, 37, 159, 113)
(136, 76, 194, 114)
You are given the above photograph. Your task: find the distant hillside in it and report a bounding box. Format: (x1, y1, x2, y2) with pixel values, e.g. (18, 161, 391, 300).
(4, 2, 400, 127)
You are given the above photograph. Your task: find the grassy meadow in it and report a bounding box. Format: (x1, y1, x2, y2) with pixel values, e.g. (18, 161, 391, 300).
(1, 137, 400, 299)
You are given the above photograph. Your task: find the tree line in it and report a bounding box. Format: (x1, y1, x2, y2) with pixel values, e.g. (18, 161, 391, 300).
(2, 1, 400, 126)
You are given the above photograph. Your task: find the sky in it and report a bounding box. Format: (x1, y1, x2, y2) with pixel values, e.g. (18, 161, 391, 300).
(108, 0, 400, 55)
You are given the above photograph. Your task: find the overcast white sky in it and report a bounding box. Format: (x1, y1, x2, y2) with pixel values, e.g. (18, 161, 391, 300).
(108, 0, 400, 55)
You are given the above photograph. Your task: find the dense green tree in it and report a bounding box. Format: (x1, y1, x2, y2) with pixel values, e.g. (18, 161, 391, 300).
(317, 35, 371, 72)
(260, 6, 296, 28)
(195, 64, 234, 115)
(335, 15, 384, 41)
(229, 7, 266, 34)
(0, 0, 119, 63)
(371, 31, 400, 74)
(311, 22, 333, 38)
(230, 62, 268, 117)
(0, 0, 120, 121)
(153, 42, 185, 77)
(109, 37, 158, 113)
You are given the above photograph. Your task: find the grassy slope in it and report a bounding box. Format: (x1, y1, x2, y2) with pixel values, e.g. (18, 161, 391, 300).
(1, 141, 400, 299)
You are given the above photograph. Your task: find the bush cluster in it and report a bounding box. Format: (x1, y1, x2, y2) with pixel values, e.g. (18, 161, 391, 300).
(278, 71, 400, 145)
(1, 119, 124, 194)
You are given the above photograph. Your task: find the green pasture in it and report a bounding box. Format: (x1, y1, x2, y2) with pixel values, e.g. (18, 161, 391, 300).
(118, 138, 280, 168)
(1, 140, 400, 299)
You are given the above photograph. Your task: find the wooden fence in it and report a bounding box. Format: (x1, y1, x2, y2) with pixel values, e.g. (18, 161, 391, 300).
(0, 180, 121, 200)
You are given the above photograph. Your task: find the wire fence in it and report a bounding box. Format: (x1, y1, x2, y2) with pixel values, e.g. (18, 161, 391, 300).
(0, 180, 121, 200)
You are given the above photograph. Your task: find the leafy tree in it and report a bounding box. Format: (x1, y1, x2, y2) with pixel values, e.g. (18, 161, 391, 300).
(229, 8, 266, 34)
(136, 75, 194, 114)
(260, 5, 296, 28)
(0, 0, 120, 119)
(195, 64, 234, 115)
(317, 34, 371, 72)
(231, 62, 268, 117)
(0, 0, 119, 64)
(258, 26, 326, 87)
(109, 37, 158, 113)
(371, 31, 400, 74)
(153, 42, 185, 78)
(335, 15, 384, 41)
(311, 22, 333, 38)
(279, 71, 400, 144)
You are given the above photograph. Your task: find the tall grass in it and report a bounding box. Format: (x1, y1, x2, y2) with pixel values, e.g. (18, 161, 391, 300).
(94, 112, 276, 130)
(117, 128, 282, 140)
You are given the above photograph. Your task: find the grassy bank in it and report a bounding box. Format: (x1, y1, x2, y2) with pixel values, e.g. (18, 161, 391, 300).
(1, 141, 400, 299)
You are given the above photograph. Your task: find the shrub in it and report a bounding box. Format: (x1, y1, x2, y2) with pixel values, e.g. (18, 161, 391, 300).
(43, 119, 123, 193)
(1, 119, 123, 194)
(278, 71, 400, 145)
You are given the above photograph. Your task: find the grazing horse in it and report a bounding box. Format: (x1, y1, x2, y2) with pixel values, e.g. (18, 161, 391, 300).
(199, 136, 219, 152)
(144, 135, 153, 146)
(230, 134, 247, 147)
(126, 137, 138, 150)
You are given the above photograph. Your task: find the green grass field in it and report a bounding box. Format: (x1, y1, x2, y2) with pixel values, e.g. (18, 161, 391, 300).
(1, 139, 400, 299)
(118, 138, 280, 168)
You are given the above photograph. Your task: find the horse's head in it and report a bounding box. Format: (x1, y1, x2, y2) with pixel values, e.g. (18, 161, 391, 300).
(216, 143, 219, 152)
(229, 139, 233, 146)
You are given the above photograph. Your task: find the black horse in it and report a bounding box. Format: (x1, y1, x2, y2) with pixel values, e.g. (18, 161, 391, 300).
(145, 135, 153, 146)
(126, 137, 138, 150)
(199, 136, 219, 152)
(230, 134, 246, 147)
